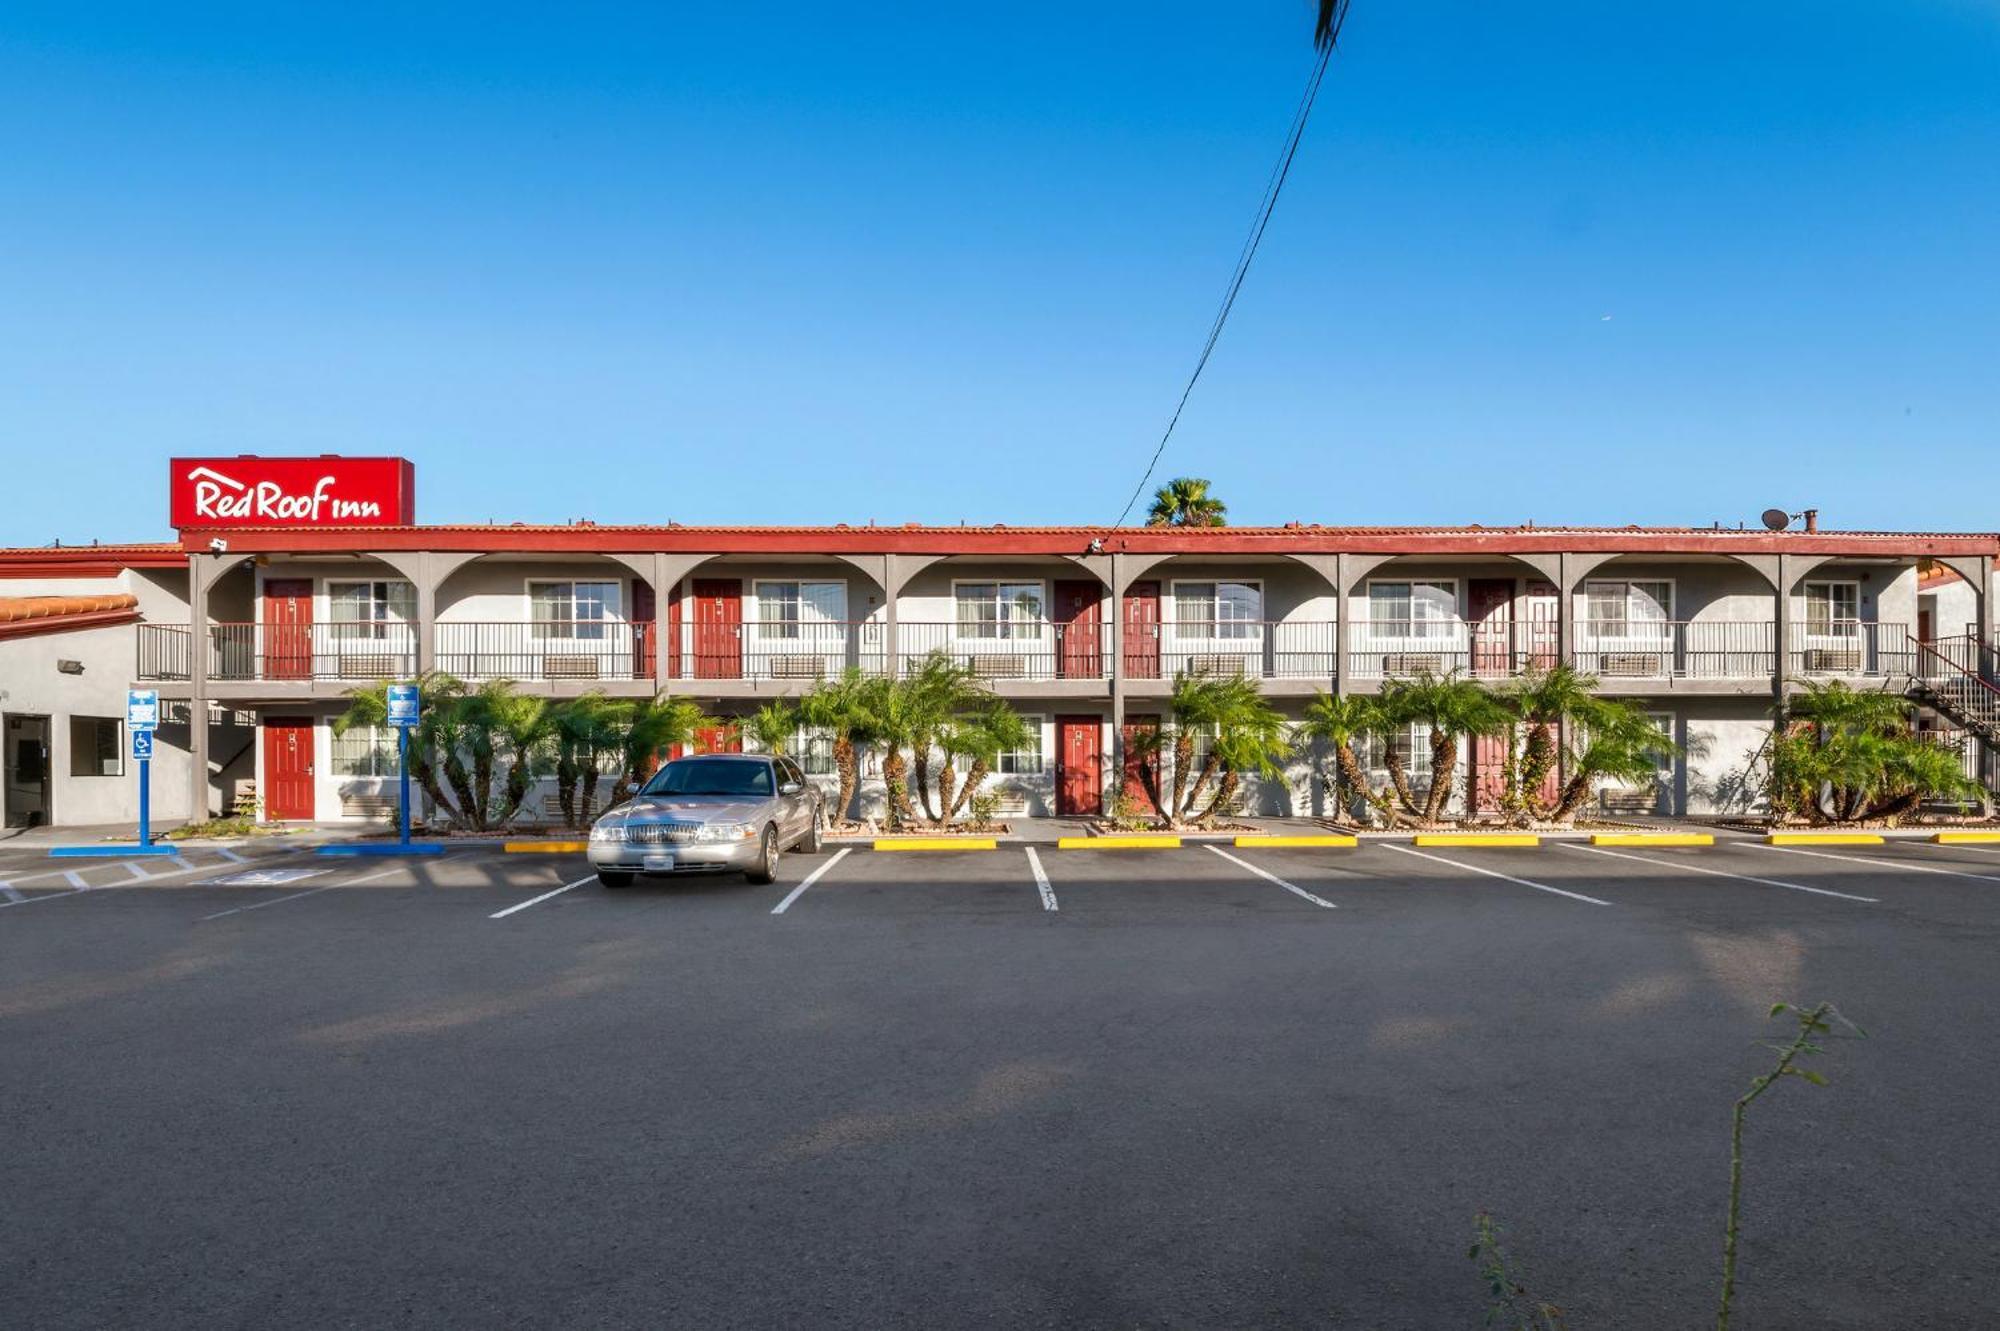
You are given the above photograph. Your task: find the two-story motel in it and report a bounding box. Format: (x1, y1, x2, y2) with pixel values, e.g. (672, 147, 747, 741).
(2, 456, 1996, 831)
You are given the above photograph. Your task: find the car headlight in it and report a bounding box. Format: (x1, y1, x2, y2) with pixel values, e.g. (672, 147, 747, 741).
(588, 824, 626, 843)
(695, 821, 755, 842)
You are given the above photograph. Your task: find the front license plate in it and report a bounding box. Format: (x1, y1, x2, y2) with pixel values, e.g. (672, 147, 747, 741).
(643, 852, 676, 872)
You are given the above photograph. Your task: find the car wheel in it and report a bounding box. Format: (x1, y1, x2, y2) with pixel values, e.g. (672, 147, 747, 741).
(799, 803, 824, 854)
(597, 870, 634, 888)
(745, 824, 779, 885)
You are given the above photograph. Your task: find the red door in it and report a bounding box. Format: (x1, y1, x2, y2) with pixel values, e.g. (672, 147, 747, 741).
(632, 580, 656, 680)
(666, 583, 684, 680)
(1056, 716, 1103, 817)
(1469, 578, 1513, 678)
(692, 579, 742, 679)
(262, 717, 315, 821)
(1122, 714, 1159, 815)
(1122, 582, 1160, 680)
(263, 579, 314, 681)
(1054, 581, 1103, 679)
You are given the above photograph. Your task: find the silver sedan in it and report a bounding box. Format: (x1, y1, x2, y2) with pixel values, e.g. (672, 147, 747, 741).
(587, 754, 825, 887)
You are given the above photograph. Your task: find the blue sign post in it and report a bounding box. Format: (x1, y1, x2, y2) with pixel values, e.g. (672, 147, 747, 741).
(387, 684, 420, 849)
(50, 689, 177, 858)
(317, 683, 445, 857)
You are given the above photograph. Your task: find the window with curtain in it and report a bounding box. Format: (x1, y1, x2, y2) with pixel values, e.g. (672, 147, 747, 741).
(954, 582, 1045, 639)
(331, 724, 398, 777)
(1802, 582, 1860, 637)
(1367, 582, 1456, 638)
(756, 581, 846, 641)
(328, 580, 415, 642)
(1356, 722, 1434, 781)
(1173, 582, 1262, 638)
(1582, 581, 1673, 638)
(997, 721, 1045, 776)
(531, 581, 619, 641)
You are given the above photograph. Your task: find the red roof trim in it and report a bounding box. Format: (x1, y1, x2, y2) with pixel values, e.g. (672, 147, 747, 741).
(0, 608, 142, 641)
(0, 544, 186, 576)
(160, 524, 2000, 559)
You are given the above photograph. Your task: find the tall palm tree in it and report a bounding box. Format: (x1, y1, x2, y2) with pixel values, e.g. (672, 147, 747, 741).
(1379, 671, 1511, 823)
(547, 692, 628, 828)
(1145, 477, 1228, 528)
(799, 668, 876, 824)
(939, 697, 1034, 824)
(1497, 664, 1601, 821)
(1129, 669, 1286, 828)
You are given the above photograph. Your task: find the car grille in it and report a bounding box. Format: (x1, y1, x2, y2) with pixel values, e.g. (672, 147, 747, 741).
(626, 821, 702, 845)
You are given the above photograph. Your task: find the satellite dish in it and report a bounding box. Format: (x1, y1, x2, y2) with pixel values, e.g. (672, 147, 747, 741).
(1760, 508, 1792, 531)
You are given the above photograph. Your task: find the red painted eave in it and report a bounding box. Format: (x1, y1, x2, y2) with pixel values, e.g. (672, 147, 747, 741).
(163, 523, 2000, 559)
(0, 543, 186, 576)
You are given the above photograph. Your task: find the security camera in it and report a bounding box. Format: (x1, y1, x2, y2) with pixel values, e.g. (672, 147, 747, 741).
(1087, 537, 1105, 554)
(208, 537, 229, 553)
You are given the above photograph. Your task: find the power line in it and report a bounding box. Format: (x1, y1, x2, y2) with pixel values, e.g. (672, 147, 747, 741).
(1110, 15, 1347, 528)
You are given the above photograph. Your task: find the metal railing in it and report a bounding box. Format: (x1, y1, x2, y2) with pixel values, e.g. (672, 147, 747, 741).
(1344, 619, 1561, 680)
(1573, 621, 1776, 681)
(896, 621, 1111, 681)
(1784, 621, 1911, 679)
(437, 621, 652, 682)
(135, 622, 418, 682)
(666, 621, 887, 682)
(1121, 620, 1338, 681)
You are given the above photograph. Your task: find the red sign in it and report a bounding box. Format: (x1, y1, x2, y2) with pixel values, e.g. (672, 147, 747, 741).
(169, 456, 416, 529)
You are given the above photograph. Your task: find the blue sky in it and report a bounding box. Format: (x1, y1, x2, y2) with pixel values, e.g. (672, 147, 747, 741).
(2, 2, 1996, 540)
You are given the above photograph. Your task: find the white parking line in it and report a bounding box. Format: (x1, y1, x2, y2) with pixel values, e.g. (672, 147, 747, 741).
(1562, 843, 1876, 903)
(215, 848, 247, 863)
(1205, 845, 1337, 909)
(1025, 847, 1058, 912)
(1758, 844, 2000, 884)
(0, 850, 264, 908)
(0, 882, 22, 903)
(201, 862, 420, 920)
(770, 848, 854, 916)
(63, 870, 86, 888)
(1381, 843, 1612, 905)
(490, 872, 600, 920)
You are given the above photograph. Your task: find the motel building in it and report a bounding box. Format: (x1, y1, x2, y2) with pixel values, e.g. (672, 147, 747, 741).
(2, 455, 1997, 832)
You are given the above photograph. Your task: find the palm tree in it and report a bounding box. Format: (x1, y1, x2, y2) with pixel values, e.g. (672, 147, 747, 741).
(1129, 669, 1286, 828)
(799, 668, 877, 825)
(1145, 477, 1228, 528)
(898, 652, 983, 823)
(605, 694, 714, 807)
(1497, 664, 1602, 822)
(1314, 1, 1353, 52)
(1549, 698, 1680, 823)
(939, 698, 1034, 824)
(334, 671, 471, 827)
(1378, 671, 1511, 823)
(481, 685, 552, 827)
(744, 699, 800, 759)
(1769, 680, 1979, 825)
(1297, 692, 1383, 826)
(547, 692, 629, 828)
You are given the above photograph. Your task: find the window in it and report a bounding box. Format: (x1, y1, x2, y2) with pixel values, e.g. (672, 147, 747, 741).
(1173, 581, 1262, 639)
(1367, 582, 1456, 638)
(1582, 580, 1673, 638)
(531, 581, 620, 641)
(955, 582, 1045, 639)
(794, 727, 836, 776)
(756, 581, 846, 640)
(328, 580, 415, 641)
(998, 720, 1045, 776)
(331, 724, 399, 777)
(1802, 581, 1860, 637)
(1356, 722, 1434, 782)
(69, 717, 122, 777)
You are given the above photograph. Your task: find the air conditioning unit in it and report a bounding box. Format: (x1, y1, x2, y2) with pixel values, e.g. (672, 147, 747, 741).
(1186, 654, 1249, 678)
(338, 655, 403, 681)
(1382, 653, 1445, 675)
(541, 655, 602, 680)
(969, 656, 1029, 680)
(768, 655, 828, 680)
(1802, 648, 1862, 673)
(1599, 786, 1659, 815)
(1600, 653, 1665, 677)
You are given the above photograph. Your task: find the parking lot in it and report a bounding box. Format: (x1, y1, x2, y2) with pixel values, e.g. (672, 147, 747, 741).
(5, 832, 1998, 1328)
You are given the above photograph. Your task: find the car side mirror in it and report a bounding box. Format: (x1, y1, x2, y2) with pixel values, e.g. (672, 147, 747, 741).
(779, 781, 804, 796)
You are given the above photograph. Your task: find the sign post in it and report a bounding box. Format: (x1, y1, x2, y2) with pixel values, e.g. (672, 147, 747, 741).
(386, 684, 420, 850)
(127, 690, 160, 850)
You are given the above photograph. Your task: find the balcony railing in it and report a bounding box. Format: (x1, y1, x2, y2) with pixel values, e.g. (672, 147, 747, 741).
(135, 622, 417, 682)
(1122, 620, 1338, 681)
(437, 621, 651, 682)
(1573, 621, 1776, 681)
(1345, 619, 1561, 680)
(669, 621, 887, 682)
(1785, 621, 1911, 679)
(896, 621, 1111, 682)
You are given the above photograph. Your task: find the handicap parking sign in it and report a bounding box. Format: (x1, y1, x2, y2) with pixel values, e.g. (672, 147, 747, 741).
(131, 729, 155, 760)
(386, 683, 420, 728)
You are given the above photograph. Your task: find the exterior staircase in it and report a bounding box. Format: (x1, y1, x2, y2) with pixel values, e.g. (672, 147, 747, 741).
(1903, 633, 2000, 798)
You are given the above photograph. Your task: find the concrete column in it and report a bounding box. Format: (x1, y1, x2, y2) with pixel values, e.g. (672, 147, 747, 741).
(1775, 554, 1797, 710)
(1109, 553, 1130, 781)
(1333, 553, 1353, 698)
(415, 553, 439, 677)
(883, 553, 901, 678)
(186, 553, 220, 822)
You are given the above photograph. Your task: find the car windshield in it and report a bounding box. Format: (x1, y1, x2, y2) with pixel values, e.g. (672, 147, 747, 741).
(639, 758, 773, 798)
